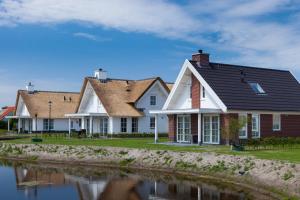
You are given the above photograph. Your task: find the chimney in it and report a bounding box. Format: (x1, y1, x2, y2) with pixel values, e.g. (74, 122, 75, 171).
(192, 49, 210, 67)
(94, 68, 107, 83)
(26, 82, 34, 94)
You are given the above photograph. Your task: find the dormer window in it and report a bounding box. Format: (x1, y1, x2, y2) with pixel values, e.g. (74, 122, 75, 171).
(249, 83, 265, 94)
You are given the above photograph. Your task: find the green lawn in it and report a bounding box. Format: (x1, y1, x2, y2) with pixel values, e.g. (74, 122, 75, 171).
(2, 136, 300, 163)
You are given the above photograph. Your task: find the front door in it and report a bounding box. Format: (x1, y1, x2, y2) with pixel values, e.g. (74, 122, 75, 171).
(177, 115, 191, 143)
(99, 117, 108, 136)
(203, 115, 220, 144)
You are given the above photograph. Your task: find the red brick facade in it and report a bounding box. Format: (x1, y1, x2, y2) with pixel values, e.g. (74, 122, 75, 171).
(168, 114, 177, 141)
(260, 114, 300, 137)
(191, 74, 200, 109)
(220, 113, 238, 144)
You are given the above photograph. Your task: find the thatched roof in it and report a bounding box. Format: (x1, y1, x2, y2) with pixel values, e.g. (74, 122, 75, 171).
(16, 90, 80, 118)
(77, 77, 170, 117)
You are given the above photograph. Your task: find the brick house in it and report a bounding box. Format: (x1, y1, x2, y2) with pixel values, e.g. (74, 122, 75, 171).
(151, 50, 300, 144)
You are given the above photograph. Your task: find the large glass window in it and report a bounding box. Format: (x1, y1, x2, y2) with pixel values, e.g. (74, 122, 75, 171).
(203, 115, 220, 144)
(99, 117, 108, 134)
(252, 114, 260, 138)
(43, 119, 54, 131)
(177, 115, 191, 143)
(273, 114, 281, 131)
(121, 118, 127, 133)
(239, 114, 248, 138)
(150, 96, 156, 106)
(132, 117, 138, 133)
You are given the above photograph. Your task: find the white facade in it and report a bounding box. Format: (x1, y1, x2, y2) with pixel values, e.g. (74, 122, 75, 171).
(70, 80, 169, 135)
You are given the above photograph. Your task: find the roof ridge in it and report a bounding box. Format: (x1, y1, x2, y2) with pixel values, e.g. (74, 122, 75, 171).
(19, 90, 80, 94)
(209, 62, 290, 72)
(86, 76, 159, 82)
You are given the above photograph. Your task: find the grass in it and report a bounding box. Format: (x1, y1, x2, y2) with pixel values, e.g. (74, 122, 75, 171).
(0, 129, 7, 135)
(2, 135, 300, 163)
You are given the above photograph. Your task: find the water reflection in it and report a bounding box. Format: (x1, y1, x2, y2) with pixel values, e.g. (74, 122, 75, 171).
(0, 161, 274, 200)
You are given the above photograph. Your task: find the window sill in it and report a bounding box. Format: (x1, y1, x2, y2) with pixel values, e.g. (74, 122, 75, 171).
(273, 129, 281, 132)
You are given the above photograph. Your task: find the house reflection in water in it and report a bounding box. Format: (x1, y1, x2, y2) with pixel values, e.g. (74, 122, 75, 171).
(14, 166, 246, 200)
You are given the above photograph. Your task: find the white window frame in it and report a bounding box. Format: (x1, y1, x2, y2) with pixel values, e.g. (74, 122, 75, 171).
(43, 119, 54, 131)
(99, 117, 108, 134)
(251, 114, 260, 138)
(249, 83, 265, 94)
(150, 117, 155, 129)
(120, 118, 127, 133)
(150, 95, 157, 106)
(272, 114, 281, 131)
(202, 114, 220, 144)
(132, 117, 138, 133)
(238, 113, 248, 139)
(177, 115, 191, 143)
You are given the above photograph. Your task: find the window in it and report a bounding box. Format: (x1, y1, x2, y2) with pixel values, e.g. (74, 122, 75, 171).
(273, 114, 281, 131)
(201, 86, 206, 99)
(150, 117, 155, 129)
(252, 114, 260, 138)
(203, 115, 220, 144)
(121, 118, 127, 133)
(100, 118, 108, 134)
(150, 96, 156, 106)
(177, 115, 191, 143)
(71, 121, 74, 129)
(43, 119, 54, 131)
(132, 117, 138, 133)
(239, 114, 248, 138)
(249, 83, 265, 94)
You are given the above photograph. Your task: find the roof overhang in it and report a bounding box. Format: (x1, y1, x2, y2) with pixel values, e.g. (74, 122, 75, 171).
(5, 116, 31, 119)
(150, 108, 222, 115)
(65, 113, 109, 118)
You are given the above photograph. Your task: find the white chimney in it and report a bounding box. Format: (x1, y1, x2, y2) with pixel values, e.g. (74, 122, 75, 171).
(26, 82, 34, 93)
(94, 68, 107, 82)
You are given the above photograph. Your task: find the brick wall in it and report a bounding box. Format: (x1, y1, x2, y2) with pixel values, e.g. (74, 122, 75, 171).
(168, 114, 177, 141)
(260, 114, 300, 137)
(191, 74, 200, 109)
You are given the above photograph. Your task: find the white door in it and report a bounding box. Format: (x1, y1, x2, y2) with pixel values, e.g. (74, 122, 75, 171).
(203, 115, 220, 144)
(177, 115, 191, 143)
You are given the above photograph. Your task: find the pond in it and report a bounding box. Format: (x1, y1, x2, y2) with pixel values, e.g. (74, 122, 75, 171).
(0, 160, 278, 200)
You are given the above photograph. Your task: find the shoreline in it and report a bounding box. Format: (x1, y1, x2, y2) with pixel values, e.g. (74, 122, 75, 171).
(0, 143, 299, 199)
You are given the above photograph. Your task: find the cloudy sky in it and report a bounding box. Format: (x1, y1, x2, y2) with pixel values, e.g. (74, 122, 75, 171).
(0, 0, 300, 106)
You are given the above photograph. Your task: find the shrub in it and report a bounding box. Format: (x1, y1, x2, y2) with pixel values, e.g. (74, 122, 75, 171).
(245, 137, 300, 150)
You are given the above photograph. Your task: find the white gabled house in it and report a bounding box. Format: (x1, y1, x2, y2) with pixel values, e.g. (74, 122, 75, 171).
(66, 69, 172, 135)
(7, 83, 81, 133)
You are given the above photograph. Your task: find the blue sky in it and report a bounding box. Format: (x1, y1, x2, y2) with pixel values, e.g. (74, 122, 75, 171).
(0, 0, 300, 106)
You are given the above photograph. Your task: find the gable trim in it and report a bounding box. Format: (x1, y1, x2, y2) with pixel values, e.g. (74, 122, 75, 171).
(163, 59, 227, 112)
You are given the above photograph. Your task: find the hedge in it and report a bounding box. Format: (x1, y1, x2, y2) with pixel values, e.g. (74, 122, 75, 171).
(241, 137, 300, 150)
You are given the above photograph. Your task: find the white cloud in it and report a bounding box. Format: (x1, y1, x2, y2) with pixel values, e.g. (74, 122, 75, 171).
(0, 0, 201, 40)
(0, 0, 300, 74)
(73, 32, 111, 42)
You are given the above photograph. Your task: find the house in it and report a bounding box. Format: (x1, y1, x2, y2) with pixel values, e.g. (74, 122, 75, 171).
(0, 106, 15, 121)
(150, 50, 300, 144)
(7, 82, 80, 133)
(65, 69, 172, 135)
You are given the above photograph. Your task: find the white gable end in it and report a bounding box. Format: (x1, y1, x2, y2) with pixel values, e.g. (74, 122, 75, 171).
(16, 96, 30, 117)
(163, 60, 227, 112)
(78, 82, 107, 114)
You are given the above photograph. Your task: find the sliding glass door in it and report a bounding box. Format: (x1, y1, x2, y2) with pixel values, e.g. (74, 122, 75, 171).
(177, 115, 191, 143)
(203, 115, 220, 144)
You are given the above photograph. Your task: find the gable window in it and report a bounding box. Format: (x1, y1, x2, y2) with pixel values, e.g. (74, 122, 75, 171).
(150, 117, 155, 129)
(249, 83, 265, 94)
(201, 86, 206, 99)
(273, 114, 281, 131)
(132, 117, 138, 133)
(150, 95, 156, 106)
(252, 114, 260, 138)
(121, 118, 127, 133)
(43, 119, 54, 131)
(238, 114, 248, 138)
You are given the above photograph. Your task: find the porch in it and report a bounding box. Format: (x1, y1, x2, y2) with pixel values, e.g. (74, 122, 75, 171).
(65, 113, 110, 137)
(150, 108, 223, 145)
(5, 116, 32, 134)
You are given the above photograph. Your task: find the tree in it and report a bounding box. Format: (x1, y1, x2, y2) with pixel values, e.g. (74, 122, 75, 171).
(222, 116, 247, 145)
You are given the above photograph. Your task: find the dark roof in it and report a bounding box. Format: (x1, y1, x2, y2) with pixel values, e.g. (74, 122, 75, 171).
(190, 61, 300, 112)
